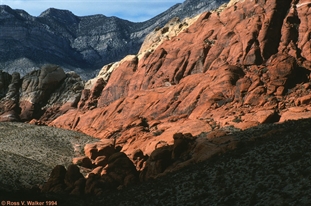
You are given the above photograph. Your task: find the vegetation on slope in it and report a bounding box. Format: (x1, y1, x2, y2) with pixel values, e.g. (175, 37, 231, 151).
(0, 122, 97, 192)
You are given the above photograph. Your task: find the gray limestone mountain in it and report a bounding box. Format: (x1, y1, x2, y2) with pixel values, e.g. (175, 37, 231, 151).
(0, 0, 228, 79)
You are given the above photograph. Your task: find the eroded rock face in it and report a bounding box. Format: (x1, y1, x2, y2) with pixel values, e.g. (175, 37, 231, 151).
(0, 72, 20, 121)
(139, 132, 198, 181)
(84, 139, 116, 161)
(0, 65, 84, 122)
(38, 71, 84, 125)
(46, 0, 311, 160)
(20, 65, 66, 120)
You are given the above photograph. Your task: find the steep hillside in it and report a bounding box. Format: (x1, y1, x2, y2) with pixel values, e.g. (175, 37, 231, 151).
(0, 0, 228, 79)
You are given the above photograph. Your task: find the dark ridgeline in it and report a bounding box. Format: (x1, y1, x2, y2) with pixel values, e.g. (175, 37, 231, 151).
(0, 0, 228, 79)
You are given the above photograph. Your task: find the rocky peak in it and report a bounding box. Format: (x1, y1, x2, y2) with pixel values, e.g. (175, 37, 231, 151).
(0, 5, 24, 20)
(0, 5, 33, 21)
(39, 8, 80, 25)
(39, 8, 74, 17)
(0, 5, 14, 14)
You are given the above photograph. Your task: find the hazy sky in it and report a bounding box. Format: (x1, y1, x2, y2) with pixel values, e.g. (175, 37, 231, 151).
(0, 0, 183, 22)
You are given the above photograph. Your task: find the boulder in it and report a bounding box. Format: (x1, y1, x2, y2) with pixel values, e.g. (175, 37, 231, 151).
(64, 164, 84, 188)
(84, 139, 116, 160)
(132, 149, 148, 172)
(89, 166, 104, 176)
(235, 77, 252, 101)
(80, 152, 139, 193)
(140, 146, 173, 181)
(267, 54, 298, 88)
(72, 156, 93, 169)
(103, 152, 139, 187)
(107, 152, 137, 172)
(84, 173, 102, 195)
(242, 110, 279, 124)
(70, 178, 86, 196)
(172, 133, 196, 160)
(280, 110, 311, 122)
(41, 165, 67, 193)
(42, 164, 85, 195)
(207, 129, 229, 140)
(295, 94, 311, 106)
(94, 156, 109, 167)
(256, 110, 279, 124)
(244, 86, 267, 106)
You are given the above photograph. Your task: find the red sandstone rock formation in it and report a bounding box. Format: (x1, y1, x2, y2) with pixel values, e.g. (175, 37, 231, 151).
(38, 0, 311, 196)
(46, 0, 311, 158)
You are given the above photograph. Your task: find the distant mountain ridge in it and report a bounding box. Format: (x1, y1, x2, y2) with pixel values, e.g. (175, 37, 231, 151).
(0, 0, 228, 79)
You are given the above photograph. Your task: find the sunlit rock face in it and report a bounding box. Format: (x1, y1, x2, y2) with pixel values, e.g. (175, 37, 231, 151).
(48, 0, 311, 158)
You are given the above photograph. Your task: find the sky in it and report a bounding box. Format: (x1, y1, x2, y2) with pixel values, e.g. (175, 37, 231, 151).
(0, 0, 183, 22)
